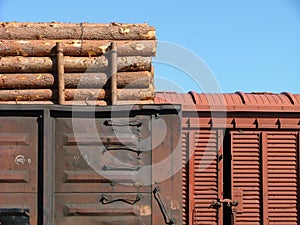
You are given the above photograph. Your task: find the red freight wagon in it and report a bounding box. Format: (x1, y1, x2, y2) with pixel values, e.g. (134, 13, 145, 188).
(156, 91, 300, 225)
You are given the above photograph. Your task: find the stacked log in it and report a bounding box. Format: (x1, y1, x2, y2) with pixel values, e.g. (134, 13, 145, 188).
(0, 22, 156, 105)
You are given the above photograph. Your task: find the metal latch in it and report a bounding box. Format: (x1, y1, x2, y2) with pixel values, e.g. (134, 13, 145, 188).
(210, 188, 243, 214)
(210, 199, 239, 208)
(153, 186, 175, 225)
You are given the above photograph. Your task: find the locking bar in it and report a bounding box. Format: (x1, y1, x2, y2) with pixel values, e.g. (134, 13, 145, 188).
(153, 186, 174, 225)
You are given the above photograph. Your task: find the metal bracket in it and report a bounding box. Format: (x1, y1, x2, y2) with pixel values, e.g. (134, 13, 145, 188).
(210, 198, 239, 208)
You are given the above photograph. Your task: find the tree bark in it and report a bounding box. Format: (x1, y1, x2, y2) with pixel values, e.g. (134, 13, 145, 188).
(0, 40, 156, 57)
(0, 71, 152, 89)
(0, 100, 108, 105)
(0, 56, 151, 73)
(0, 99, 154, 105)
(0, 88, 154, 101)
(114, 100, 154, 105)
(0, 22, 155, 40)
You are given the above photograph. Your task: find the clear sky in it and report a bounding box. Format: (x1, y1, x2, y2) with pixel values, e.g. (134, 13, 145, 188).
(0, 0, 299, 94)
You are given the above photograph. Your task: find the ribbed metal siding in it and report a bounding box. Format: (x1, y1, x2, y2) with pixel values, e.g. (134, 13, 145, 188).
(182, 131, 188, 225)
(193, 130, 218, 225)
(231, 131, 261, 225)
(266, 132, 297, 225)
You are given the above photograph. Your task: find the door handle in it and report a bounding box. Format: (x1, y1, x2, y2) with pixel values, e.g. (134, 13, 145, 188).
(103, 146, 143, 156)
(104, 120, 142, 127)
(102, 165, 140, 171)
(99, 194, 141, 205)
(153, 186, 174, 225)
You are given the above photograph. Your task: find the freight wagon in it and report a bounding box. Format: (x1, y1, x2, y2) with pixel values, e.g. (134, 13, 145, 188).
(1, 22, 300, 225)
(156, 91, 300, 225)
(1, 91, 300, 225)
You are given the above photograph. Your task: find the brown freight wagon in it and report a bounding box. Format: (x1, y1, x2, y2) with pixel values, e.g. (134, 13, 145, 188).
(156, 91, 300, 225)
(0, 104, 182, 225)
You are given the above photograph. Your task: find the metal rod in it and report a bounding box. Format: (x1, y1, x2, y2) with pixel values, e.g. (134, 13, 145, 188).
(110, 42, 117, 105)
(56, 42, 65, 104)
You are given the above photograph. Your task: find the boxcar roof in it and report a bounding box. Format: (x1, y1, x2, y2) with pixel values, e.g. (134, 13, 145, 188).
(155, 91, 300, 112)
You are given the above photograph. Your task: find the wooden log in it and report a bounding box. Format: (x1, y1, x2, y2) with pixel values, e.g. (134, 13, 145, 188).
(0, 22, 152, 28)
(0, 88, 154, 101)
(63, 100, 107, 106)
(0, 101, 54, 104)
(0, 56, 151, 73)
(0, 71, 152, 89)
(0, 22, 155, 40)
(0, 40, 156, 57)
(0, 99, 154, 105)
(0, 100, 107, 105)
(115, 100, 154, 105)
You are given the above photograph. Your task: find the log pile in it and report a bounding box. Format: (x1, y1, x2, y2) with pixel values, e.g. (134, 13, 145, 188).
(0, 22, 156, 105)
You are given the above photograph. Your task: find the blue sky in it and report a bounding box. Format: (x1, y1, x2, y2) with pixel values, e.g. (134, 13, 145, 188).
(0, 0, 299, 93)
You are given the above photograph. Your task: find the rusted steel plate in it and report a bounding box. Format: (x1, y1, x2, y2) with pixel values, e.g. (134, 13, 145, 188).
(181, 131, 188, 225)
(0, 193, 37, 225)
(231, 131, 299, 225)
(155, 92, 300, 112)
(151, 113, 182, 225)
(265, 132, 298, 225)
(0, 117, 38, 193)
(231, 131, 261, 225)
(55, 193, 152, 225)
(191, 130, 219, 225)
(55, 116, 152, 193)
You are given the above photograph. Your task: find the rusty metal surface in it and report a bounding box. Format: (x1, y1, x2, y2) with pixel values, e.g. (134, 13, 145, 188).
(0, 193, 37, 225)
(265, 132, 298, 225)
(55, 115, 152, 193)
(56, 42, 65, 104)
(151, 113, 182, 225)
(110, 42, 118, 105)
(155, 91, 300, 112)
(55, 193, 152, 225)
(191, 130, 219, 225)
(52, 105, 181, 225)
(181, 131, 188, 225)
(231, 131, 261, 224)
(0, 115, 39, 225)
(0, 117, 38, 193)
(155, 92, 300, 225)
(0, 104, 181, 225)
(230, 131, 298, 225)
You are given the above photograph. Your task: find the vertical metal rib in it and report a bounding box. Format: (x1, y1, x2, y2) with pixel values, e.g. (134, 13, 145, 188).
(56, 42, 65, 104)
(110, 42, 117, 105)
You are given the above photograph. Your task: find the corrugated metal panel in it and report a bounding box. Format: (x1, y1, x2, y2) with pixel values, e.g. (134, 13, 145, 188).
(193, 130, 218, 225)
(231, 131, 261, 225)
(155, 92, 300, 112)
(266, 132, 298, 225)
(182, 131, 188, 225)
